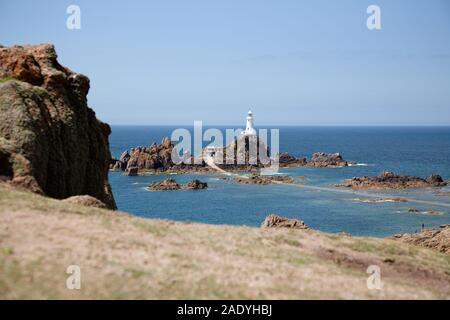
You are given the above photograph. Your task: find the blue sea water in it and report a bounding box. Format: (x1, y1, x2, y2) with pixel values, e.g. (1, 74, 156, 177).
(109, 126, 450, 237)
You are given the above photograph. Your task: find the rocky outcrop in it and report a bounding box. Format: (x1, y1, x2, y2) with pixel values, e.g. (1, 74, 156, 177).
(124, 167, 138, 176)
(110, 138, 174, 173)
(307, 152, 348, 167)
(338, 171, 447, 189)
(114, 136, 353, 174)
(147, 178, 208, 191)
(278, 152, 307, 167)
(63, 195, 107, 209)
(184, 179, 208, 190)
(261, 214, 309, 230)
(148, 178, 180, 191)
(278, 152, 351, 168)
(0, 44, 116, 209)
(234, 173, 294, 185)
(390, 224, 450, 254)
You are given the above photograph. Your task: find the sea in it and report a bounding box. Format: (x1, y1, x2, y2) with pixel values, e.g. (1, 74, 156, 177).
(109, 126, 450, 237)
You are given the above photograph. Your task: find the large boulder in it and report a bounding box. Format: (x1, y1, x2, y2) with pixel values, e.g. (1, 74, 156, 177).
(261, 214, 309, 230)
(148, 178, 180, 191)
(390, 224, 450, 254)
(184, 179, 208, 190)
(307, 152, 348, 167)
(234, 173, 294, 185)
(63, 195, 107, 209)
(0, 44, 116, 209)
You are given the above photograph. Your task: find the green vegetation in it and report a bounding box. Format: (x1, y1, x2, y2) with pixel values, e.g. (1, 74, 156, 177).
(0, 76, 16, 83)
(32, 86, 47, 96)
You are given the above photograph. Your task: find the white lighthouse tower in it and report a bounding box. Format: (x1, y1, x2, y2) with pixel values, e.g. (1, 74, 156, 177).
(242, 110, 257, 136)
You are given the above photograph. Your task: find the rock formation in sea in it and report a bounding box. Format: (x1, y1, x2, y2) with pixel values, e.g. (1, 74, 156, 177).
(148, 178, 208, 191)
(184, 179, 208, 190)
(337, 171, 447, 189)
(351, 197, 408, 203)
(390, 224, 450, 253)
(278, 151, 352, 167)
(307, 152, 349, 167)
(0, 44, 116, 209)
(406, 208, 442, 216)
(234, 173, 294, 185)
(261, 214, 309, 230)
(114, 137, 354, 175)
(148, 178, 180, 191)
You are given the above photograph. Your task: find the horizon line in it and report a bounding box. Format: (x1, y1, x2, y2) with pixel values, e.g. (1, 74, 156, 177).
(108, 123, 450, 127)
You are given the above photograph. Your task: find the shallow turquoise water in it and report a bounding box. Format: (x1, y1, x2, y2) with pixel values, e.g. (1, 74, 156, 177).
(109, 126, 450, 237)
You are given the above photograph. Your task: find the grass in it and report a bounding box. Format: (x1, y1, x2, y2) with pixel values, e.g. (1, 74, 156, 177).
(0, 184, 449, 299)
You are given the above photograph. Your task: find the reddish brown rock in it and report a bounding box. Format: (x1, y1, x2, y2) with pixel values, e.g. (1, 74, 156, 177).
(148, 178, 180, 191)
(338, 171, 447, 189)
(234, 173, 294, 185)
(261, 214, 309, 230)
(0, 44, 116, 209)
(278, 152, 307, 167)
(389, 225, 450, 254)
(307, 152, 348, 167)
(184, 179, 208, 190)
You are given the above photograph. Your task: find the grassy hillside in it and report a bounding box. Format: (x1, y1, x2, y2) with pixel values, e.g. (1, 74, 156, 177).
(0, 184, 449, 299)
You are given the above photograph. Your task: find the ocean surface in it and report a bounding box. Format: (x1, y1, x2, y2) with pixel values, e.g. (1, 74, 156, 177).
(109, 126, 450, 237)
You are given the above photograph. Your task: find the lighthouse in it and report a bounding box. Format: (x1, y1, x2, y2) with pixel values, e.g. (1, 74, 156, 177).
(242, 110, 257, 136)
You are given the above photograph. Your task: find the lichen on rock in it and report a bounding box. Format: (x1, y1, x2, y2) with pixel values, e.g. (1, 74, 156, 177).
(0, 44, 116, 209)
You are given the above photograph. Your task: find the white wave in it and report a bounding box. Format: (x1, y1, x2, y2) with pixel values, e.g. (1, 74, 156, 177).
(348, 163, 370, 167)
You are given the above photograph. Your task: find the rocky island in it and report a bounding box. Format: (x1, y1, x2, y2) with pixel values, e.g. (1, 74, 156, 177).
(234, 173, 294, 185)
(148, 178, 208, 191)
(111, 136, 354, 176)
(338, 171, 447, 189)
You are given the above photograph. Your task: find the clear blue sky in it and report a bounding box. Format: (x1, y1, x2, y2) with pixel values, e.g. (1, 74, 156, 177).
(1, 0, 449, 125)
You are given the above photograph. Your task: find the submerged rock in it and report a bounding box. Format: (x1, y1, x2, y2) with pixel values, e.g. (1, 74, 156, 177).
(338, 171, 447, 189)
(351, 197, 408, 203)
(261, 214, 309, 230)
(0, 44, 116, 209)
(435, 191, 450, 196)
(234, 173, 294, 185)
(407, 208, 442, 216)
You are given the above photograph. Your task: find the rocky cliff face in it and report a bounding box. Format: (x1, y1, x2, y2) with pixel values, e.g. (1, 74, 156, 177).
(0, 44, 116, 209)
